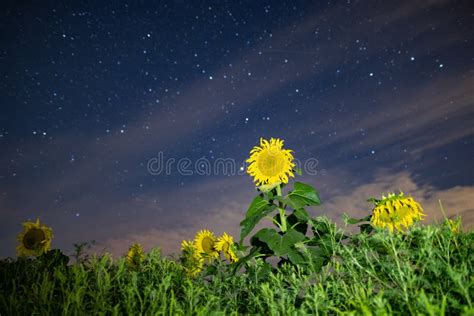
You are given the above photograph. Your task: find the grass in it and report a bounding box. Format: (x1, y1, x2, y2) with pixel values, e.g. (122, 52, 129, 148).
(1, 220, 472, 315)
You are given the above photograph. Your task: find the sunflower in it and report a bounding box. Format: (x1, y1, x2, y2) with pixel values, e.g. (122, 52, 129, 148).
(180, 240, 203, 277)
(16, 219, 53, 257)
(215, 233, 238, 263)
(194, 230, 219, 262)
(126, 243, 145, 270)
(370, 192, 426, 232)
(246, 137, 295, 186)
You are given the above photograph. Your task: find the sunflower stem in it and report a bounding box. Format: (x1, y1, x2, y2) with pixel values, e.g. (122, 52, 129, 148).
(275, 184, 287, 232)
(264, 216, 284, 231)
(275, 184, 282, 197)
(279, 208, 287, 232)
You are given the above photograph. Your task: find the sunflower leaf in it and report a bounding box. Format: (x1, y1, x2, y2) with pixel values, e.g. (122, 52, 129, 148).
(240, 197, 276, 243)
(252, 228, 305, 257)
(287, 248, 306, 265)
(286, 182, 321, 209)
(342, 213, 372, 225)
(287, 210, 308, 235)
(293, 208, 309, 222)
(245, 195, 271, 218)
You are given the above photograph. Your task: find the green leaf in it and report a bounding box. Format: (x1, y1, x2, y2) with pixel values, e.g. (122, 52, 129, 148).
(250, 234, 273, 256)
(245, 195, 271, 218)
(231, 246, 261, 275)
(287, 248, 306, 265)
(287, 210, 309, 235)
(239, 195, 277, 243)
(304, 248, 325, 272)
(239, 203, 276, 243)
(253, 228, 305, 257)
(273, 195, 287, 205)
(293, 208, 309, 222)
(286, 182, 321, 209)
(343, 213, 372, 225)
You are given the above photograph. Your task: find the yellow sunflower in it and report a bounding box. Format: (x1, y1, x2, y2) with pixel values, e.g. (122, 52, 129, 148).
(180, 240, 203, 277)
(194, 230, 219, 261)
(16, 218, 53, 257)
(215, 233, 238, 263)
(126, 243, 145, 270)
(246, 137, 295, 186)
(370, 192, 426, 232)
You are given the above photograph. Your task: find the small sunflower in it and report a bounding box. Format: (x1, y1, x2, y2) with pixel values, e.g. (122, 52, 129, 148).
(246, 137, 295, 186)
(370, 192, 426, 232)
(126, 243, 145, 270)
(194, 230, 219, 261)
(215, 233, 238, 263)
(180, 240, 203, 277)
(16, 219, 53, 257)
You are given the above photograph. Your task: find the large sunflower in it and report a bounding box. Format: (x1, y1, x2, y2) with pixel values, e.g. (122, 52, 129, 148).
(16, 219, 53, 257)
(194, 230, 219, 261)
(126, 243, 145, 270)
(246, 138, 295, 186)
(180, 240, 203, 277)
(215, 233, 238, 263)
(370, 192, 426, 232)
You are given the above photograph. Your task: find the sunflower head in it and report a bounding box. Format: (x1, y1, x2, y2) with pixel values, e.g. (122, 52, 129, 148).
(16, 219, 53, 257)
(180, 240, 203, 277)
(194, 230, 219, 262)
(370, 192, 426, 232)
(126, 243, 145, 270)
(246, 137, 295, 186)
(215, 233, 238, 263)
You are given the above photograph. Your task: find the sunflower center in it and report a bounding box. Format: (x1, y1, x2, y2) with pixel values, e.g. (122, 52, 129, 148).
(23, 228, 46, 250)
(201, 237, 214, 253)
(257, 149, 286, 177)
(395, 206, 410, 220)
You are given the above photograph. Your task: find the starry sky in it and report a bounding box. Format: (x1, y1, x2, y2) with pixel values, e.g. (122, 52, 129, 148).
(1, 0, 473, 258)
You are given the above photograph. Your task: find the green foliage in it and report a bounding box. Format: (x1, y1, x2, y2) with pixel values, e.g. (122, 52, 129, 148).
(239, 195, 276, 243)
(285, 181, 321, 209)
(239, 180, 334, 269)
(0, 222, 472, 314)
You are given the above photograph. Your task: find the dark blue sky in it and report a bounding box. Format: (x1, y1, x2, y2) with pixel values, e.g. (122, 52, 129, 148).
(1, 0, 473, 257)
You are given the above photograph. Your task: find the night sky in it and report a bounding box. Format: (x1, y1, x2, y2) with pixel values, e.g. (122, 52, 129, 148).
(1, 1, 473, 258)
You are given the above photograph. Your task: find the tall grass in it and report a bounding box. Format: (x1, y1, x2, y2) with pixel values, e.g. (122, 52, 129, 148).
(1, 220, 472, 315)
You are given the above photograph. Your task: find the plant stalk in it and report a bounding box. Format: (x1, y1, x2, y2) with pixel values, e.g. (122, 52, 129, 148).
(275, 184, 287, 232)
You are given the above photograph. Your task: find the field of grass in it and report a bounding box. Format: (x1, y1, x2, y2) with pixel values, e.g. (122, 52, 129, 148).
(1, 219, 472, 315)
